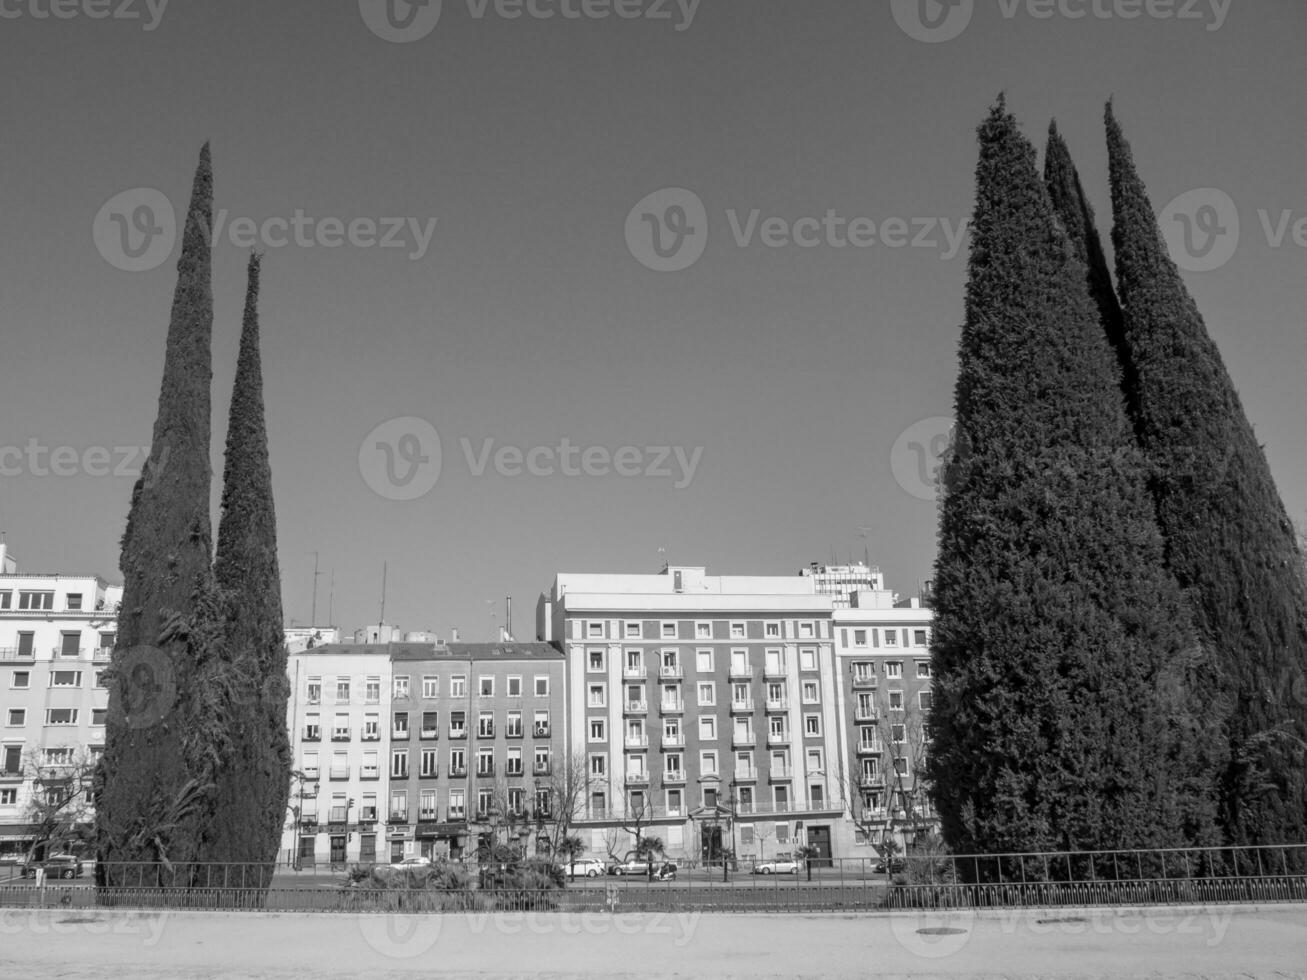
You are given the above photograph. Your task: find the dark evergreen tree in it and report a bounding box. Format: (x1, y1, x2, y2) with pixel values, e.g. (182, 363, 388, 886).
(97, 144, 216, 881)
(205, 252, 291, 878)
(928, 100, 1222, 856)
(1106, 102, 1307, 847)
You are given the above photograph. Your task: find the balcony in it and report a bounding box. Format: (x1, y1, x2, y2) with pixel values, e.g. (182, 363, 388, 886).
(331, 731, 351, 742)
(764, 697, 789, 712)
(660, 733, 685, 748)
(505, 726, 524, 739)
(419, 728, 438, 740)
(298, 815, 318, 829)
(728, 665, 754, 680)
(418, 810, 437, 822)
(448, 765, 468, 778)
(732, 730, 756, 747)
(623, 664, 646, 679)
(328, 807, 349, 824)
(328, 767, 350, 780)
(658, 664, 682, 679)
(302, 730, 321, 742)
(769, 767, 792, 780)
(478, 726, 495, 739)
(504, 764, 524, 778)
(662, 769, 685, 784)
(361, 731, 381, 742)
(93, 648, 112, 661)
(624, 734, 648, 748)
(624, 772, 650, 785)
(859, 774, 886, 788)
(763, 664, 786, 680)
(360, 768, 380, 781)
(659, 700, 684, 715)
(301, 770, 320, 781)
(389, 812, 408, 825)
(449, 726, 467, 740)
(730, 699, 755, 713)
(624, 700, 648, 714)
(476, 763, 496, 777)
(852, 675, 877, 690)
(533, 762, 552, 776)
(0, 647, 36, 662)
(857, 741, 884, 755)
(734, 767, 758, 781)
(448, 809, 466, 821)
(358, 809, 378, 824)
(767, 730, 790, 745)
(391, 730, 408, 741)
(854, 708, 879, 723)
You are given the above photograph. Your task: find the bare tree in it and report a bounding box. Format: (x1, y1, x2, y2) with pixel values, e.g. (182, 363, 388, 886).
(536, 750, 595, 855)
(20, 745, 97, 861)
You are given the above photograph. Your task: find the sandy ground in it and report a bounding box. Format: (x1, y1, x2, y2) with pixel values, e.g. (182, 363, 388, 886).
(1, 903, 1305, 978)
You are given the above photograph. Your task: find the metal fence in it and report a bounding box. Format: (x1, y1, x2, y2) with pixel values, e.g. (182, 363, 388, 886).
(3, 844, 1305, 914)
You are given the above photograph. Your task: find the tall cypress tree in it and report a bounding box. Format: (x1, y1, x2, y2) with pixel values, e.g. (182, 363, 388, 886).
(1106, 103, 1307, 848)
(97, 144, 216, 879)
(206, 252, 291, 876)
(928, 100, 1221, 856)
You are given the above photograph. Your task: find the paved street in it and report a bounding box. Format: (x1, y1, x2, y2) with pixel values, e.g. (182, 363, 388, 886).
(1, 903, 1304, 979)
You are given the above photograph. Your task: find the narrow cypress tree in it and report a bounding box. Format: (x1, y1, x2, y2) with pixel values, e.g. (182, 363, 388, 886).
(928, 100, 1221, 856)
(205, 252, 291, 877)
(97, 144, 216, 879)
(1107, 103, 1307, 847)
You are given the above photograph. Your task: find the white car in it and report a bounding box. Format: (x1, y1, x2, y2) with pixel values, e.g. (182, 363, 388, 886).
(563, 859, 606, 878)
(391, 856, 432, 869)
(752, 858, 800, 875)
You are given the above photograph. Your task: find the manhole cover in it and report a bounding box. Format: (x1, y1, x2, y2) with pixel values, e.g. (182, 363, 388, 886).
(917, 926, 967, 935)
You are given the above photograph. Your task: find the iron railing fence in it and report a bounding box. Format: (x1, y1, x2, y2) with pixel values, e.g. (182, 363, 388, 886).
(3, 844, 1305, 913)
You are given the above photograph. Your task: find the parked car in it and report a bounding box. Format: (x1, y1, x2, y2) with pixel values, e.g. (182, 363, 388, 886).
(607, 857, 653, 876)
(874, 857, 906, 874)
(21, 855, 84, 880)
(562, 859, 607, 878)
(751, 858, 800, 875)
(391, 856, 432, 870)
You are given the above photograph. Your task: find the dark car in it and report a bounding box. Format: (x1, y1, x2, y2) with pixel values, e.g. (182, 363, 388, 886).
(874, 857, 906, 874)
(21, 855, 84, 879)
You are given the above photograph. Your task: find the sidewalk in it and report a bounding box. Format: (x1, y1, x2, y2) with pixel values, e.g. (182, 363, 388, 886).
(1, 904, 1305, 978)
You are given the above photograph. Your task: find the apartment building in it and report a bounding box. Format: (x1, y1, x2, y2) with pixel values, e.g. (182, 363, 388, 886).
(283, 642, 394, 867)
(386, 642, 567, 863)
(538, 565, 851, 864)
(0, 544, 120, 859)
(833, 589, 937, 852)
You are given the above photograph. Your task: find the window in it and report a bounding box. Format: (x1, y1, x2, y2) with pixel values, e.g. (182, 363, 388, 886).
(478, 712, 494, 737)
(769, 716, 786, 739)
(733, 718, 753, 744)
(0, 591, 8, 610)
(46, 708, 78, 725)
(797, 622, 814, 638)
(666, 788, 683, 815)
(6, 709, 23, 726)
(885, 661, 902, 679)
(852, 661, 874, 684)
(2, 746, 20, 775)
(695, 622, 711, 639)
(662, 684, 681, 709)
(697, 682, 715, 706)
(588, 683, 606, 707)
(587, 649, 605, 672)
(393, 675, 410, 699)
(888, 690, 904, 711)
(534, 746, 551, 774)
(307, 677, 321, 703)
(916, 661, 932, 678)
(586, 621, 604, 639)
(696, 649, 713, 672)
(420, 711, 438, 738)
(919, 691, 934, 711)
(625, 621, 642, 639)
(364, 714, 380, 740)
(800, 648, 817, 671)
(589, 753, 606, 776)
(94, 670, 107, 688)
(764, 649, 784, 675)
(534, 676, 549, 697)
(625, 649, 643, 673)
(883, 630, 899, 648)
(91, 708, 107, 726)
(451, 675, 467, 698)
(765, 622, 780, 638)
(479, 676, 494, 697)
(625, 719, 645, 745)
(16, 633, 34, 658)
(806, 748, 822, 771)
(362, 752, 379, 778)
(661, 622, 677, 639)
(304, 714, 321, 740)
(448, 789, 465, 820)
(390, 790, 408, 821)
(420, 748, 438, 777)
(419, 790, 437, 820)
(893, 757, 908, 776)
(449, 711, 466, 738)
(97, 631, 116, 652)
(532, 711, 550, 737)
(365, 677, 381, 703)
(804, 714, 821, 736)
(913, 630, 929, 647)
(776, 821, 790, 843)
(891, 724, 906, 743)
(1, 788, 17, 805)
(729, 622, 745, 639)
(66, 593, 83, 610)
(507, 676, 522, 697)
(801, 681, 819, 704)
(19, 591, 54, 610)
(698, 716, 716, 740)
(730, 649, 749, 675)
(422, 676, 438, 698)
(474, 787, 494, 817)
(391, 750, 408, 778)
(589, 718, 606, 742)
(506, 747, 523, 774)
(336, 678, 351, 702)
(333, 714, 350, 739)
(50, 671, 81, 688)
(699, 750, 718, 776)
(853, 629, 867, 647)
(477, 748, 494, 776)
(449, 748, 466, 774)
(56, 632, 79, 657)
(505, 711, 523, 738)
(392, 712, 409, 739)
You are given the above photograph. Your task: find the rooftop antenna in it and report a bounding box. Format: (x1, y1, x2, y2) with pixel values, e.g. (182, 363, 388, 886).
(857, 526, 874, 569)
(657, 545, 667, 571)
(379, 562, 388, 634)
(310, 551, 321, 627)
(328, 569, 335, 629)
(505, 595, 512, 641)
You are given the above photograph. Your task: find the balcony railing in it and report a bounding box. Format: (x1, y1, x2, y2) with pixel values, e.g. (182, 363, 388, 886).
(328, 807, 349, 823)
(622, 665, 646, 679)
(730, 699, 755, 712)
(504, 764, 524, 777)
(854, 708, 879, 723)
(734, 767, 758, 781)
(659, 700, 684, 714)
(360, 768, 380, 780)
(763, 665, 786, 679)
(767, 730, 790, 745)
(420, 727, 439, 739)
(478, 726, 495, 739)
(476, 763, 495, 777)
(765, 697, 789, 711)
(625, 772, 649, 785)
(857, 741, 884, 755)
(769, 767, 792, 779)
(359, 809, 378, 823)
(662, 769, 685, 784)
(331, 731, 351, 742)
(659, 664, 682, 678)
(449, 727, 467, 739)
(624, 700, 648, 714)
(328, 767, 349, 779)
(449, 766, 467, 778)
(389, 812, 408, 824)
(505, 727, 524, 739)
(732, 731, 756, 747)
(448, 809, 465, 821)
(661, 733, 685, 748)
(859, 774, 886, 788)
(302, 730, 321, 742)
(0, 648, 35, 661)
(624, 734, 648, 748)
(728, 666, 754, 679)
(852, 675, 877, 689)
(391, 729, 408, 741)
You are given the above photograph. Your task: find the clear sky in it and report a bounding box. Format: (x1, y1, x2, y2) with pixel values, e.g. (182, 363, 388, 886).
(1, 0, 1303, 639)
